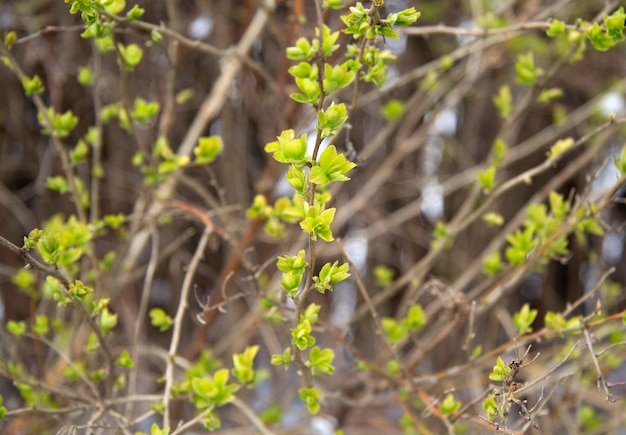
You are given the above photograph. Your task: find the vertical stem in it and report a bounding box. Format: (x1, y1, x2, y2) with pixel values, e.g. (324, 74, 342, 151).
(163, 227, 212, 426)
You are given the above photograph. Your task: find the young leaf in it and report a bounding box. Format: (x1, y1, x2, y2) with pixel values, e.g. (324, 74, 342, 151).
(489, 356, 511, 382)
(513, 303, 538, 334)
(483, 396, 498, 420)
(195, 136, 224, 164)
(586, 22, 615, 51)
(299, 387, 320, 414)
(547, 137, 574, 160)
(22, 75, 45, 96)
(33, 314, 50, 337)
(116, 350, 135, 368)
(605, 7, 625, 43)
(7, 320, 26, 337)
(131, 98, 160, 124)
(285, 165, 308, 197)
(318, 102, 349, 138)
(118, 43, 143, 71)
(292, 319, 316, 350)
(373, 265, 394, 287)
(381, 99, 405, 121)
(439, 394, 461, 415)
(270, 347, 292, 370)
(515, 52, 543, 85)
(483, 212, 504, 227)
(493, 85, 512, 118)
(537, 87, 563, 104)
(483, 251, 503, 276)
(265, 129, 308, 166)
(276, 250, 308, 275)
(318, 24, 340, 58)
(402, 304, 426, 331)
(192, 369, 237, 407)
(286, 37, 314, 61)
(309, 346, 335, 375)
(382, 317, 408, 343)
(309, 145, 356, 185)
(301, 303, 320, 325)
(100, 308, 118, 334)
(232, 345, 259, 384)
(478, 166, 496, 193)
(300, 205, 336, 242)
(546, 19, 565, 37)
(149, 308, 173, 332)
(313, 261, 350, 293)
(126, 4, 145, 20)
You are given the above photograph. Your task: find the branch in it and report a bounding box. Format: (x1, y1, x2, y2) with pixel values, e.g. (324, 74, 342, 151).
(162, 227, 212, 426)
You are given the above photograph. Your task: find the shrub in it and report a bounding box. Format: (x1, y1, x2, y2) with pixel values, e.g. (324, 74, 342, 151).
(1, 1, 626, 433)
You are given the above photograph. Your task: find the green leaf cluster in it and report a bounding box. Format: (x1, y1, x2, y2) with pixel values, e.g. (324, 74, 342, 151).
(149, 308, 172, 332)
(544, 311, 582, 333)
(194, 136, 223, 164)
(232, 345, 259, 384)
(513, 303, 538, 334)
(117, 43, 143, 71)
(317, 103, 348, 138)
(68, 279, 93, 300)
(493, 85, 512, 118)
(99, 308, 118, 334)
(35, 215, 92, 271)
(341, 3, 420, 40)
(482, 395, 498, 420)
(247, 194, 308, 239)
(381, 99, 405, 121)
(300, 204, 336, 242)
(299, 387, 321, 414)
(504, 192, 573, 267)
(192, 369, 237, 408)
(15, 382, 52, 408)
(349, 44, 397, 87)
(153, 136, 190, 175)
(22, 75, 45, 96)
(270, 347, 292, 370)
(478, 166, 496, 193)
(308, 346, 335, 375)
(276, 249, 308, 297)
(310, 145, 356, 185)
(287, 25, 340, 61)
(292, 319, 315, 351)
(586, 7, 625, 51)
(430, 221, 449, 250)
(488, 356, 511, 382)
(439, 393, 461, 415)
(323, 63, 357, 94)
(131, 98, 160, 124)
(373, 265, 394, 287)
(7, 320, 26, 337)
(265, 129, 308, 166)
(382, 304, 426, 343)
(515, 52, 543, 86)
(38, 107, 79, 138)
(313, 261, 350, 293)
(547, 137, 574, 160)
(116, 350, 135, 368)
(290, 304, 320, 352)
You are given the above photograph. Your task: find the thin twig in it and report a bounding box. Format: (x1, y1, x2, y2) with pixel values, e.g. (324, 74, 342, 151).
(163, 227, 213, 426)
